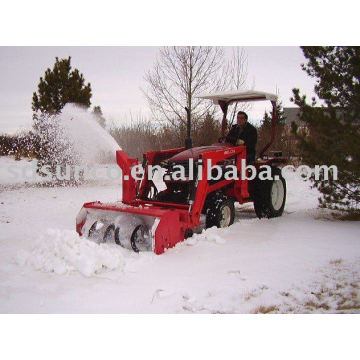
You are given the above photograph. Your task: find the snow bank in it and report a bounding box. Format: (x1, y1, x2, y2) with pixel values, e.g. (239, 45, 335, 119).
(186, 226, 227, 245)
(17, 229, 126, 277)
(0, 156, 43, 185)
(0, 156, 122, 186)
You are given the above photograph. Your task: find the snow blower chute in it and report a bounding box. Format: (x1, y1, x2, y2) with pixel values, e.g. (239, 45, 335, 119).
(76, 90, 287, 254)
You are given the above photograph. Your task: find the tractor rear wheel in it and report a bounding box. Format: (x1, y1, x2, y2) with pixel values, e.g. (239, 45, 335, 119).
(253, 167, 286, 219)
(206, 197, 235, 228)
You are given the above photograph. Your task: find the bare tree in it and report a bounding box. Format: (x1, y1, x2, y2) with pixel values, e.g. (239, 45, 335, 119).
(224, 47, 250, 126)
(143, 46, 248, 128)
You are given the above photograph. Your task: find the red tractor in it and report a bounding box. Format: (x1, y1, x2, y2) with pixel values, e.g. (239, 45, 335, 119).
(76, 90, 286, 254)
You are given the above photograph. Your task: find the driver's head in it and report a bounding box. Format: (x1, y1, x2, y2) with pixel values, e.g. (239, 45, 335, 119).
(237, 111, 248, 126)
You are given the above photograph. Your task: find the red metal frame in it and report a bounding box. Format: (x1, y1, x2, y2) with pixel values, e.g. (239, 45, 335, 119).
(116, 151, 138, 203)
(189, 145, 248, 227)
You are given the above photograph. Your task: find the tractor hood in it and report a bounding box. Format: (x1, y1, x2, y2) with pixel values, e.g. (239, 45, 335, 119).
(168, 142, 232, 162)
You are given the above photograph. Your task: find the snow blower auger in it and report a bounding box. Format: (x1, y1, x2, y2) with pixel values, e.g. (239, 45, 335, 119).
(76, 90, 287, 254)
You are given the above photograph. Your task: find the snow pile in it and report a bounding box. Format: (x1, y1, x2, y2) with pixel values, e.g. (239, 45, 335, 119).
(35, 103, 120, 167)
(17, 229, 126, 277)
(185, 227, 227, 246)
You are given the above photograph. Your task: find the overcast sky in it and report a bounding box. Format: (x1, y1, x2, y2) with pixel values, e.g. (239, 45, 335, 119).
(0, 46, 317, 134)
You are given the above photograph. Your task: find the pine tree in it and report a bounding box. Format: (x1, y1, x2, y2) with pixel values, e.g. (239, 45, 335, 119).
(292, 46, 360, 213)
(32, 57, 92, 183)
(32, 56, 92, 114)
(193, 113, 221, 146)
(257, 102, 286, 155)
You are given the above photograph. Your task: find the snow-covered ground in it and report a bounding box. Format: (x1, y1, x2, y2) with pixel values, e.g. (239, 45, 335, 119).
(0, 156, 359, 313)
(0, 156, 45, 186)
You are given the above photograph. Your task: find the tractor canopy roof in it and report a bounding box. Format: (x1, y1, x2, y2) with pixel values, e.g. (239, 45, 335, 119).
(197, 90, 277, 105)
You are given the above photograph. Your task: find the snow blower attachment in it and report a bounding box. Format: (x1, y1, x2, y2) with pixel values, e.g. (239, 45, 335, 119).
(76, 148, 197, 254)
(76, 90, 287, 254)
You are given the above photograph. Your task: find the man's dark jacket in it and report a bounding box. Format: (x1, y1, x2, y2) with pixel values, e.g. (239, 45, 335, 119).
(225, 122, 258, 159)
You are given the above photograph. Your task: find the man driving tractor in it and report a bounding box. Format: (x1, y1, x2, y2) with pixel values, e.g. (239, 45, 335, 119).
(224, 111, 258, 164)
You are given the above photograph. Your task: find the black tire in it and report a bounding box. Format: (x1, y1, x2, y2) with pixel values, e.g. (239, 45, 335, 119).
(253, 167, 286, 219)
(206, 197, 235, 228)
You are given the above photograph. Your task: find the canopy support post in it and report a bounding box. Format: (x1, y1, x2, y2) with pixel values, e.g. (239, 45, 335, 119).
(259, 100, 277, 158)
(219, 101, 229, 138)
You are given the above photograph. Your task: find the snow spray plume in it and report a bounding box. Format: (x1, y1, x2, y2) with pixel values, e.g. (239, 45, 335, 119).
(33, 104, 121, 185)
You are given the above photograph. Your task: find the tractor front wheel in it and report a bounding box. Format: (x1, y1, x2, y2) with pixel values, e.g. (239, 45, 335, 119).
(206, 197, 235, 229)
